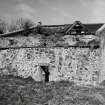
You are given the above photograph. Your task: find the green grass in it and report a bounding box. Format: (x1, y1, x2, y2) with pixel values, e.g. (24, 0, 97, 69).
(0, 75, 105, 105)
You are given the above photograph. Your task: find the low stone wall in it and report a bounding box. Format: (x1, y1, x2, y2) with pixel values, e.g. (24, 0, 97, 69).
(0, 47, 101, 85)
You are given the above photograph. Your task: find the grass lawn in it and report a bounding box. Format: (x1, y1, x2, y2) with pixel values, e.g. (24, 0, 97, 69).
(0, 75, 105, 105)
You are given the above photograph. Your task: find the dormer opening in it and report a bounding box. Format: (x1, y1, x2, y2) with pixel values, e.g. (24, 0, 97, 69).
(65, 21, 87, 35)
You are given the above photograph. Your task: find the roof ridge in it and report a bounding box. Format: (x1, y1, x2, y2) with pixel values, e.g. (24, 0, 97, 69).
(84, 23, 104, 25)
(41, 23, 104, 26)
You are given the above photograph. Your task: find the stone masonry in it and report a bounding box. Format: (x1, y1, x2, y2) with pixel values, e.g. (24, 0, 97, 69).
(0, 21, 104, 85)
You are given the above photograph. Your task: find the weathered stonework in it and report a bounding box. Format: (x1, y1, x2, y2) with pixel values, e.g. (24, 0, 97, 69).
(0, 36, 101, 85)
(0, 21, 104, 85)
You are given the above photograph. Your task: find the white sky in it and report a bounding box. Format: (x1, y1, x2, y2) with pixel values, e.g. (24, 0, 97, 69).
(0, 0, 105, 25)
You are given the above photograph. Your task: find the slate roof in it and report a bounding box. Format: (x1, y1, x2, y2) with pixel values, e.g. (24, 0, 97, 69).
(84, 24, 104, 33)
(0, 21, 104, 37)
(42, 23, 104, 34)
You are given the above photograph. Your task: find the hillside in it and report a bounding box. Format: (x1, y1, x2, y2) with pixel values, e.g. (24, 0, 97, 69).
(0, 75, 105, 105)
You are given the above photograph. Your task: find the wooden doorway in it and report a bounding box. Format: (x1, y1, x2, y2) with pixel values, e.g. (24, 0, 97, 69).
(40, 65, 49, 83)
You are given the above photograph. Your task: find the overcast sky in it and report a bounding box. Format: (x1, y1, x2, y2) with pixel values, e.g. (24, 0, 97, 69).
(0, 0, 105, 25)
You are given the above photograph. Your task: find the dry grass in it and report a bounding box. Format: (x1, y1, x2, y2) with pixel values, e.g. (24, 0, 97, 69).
(0, 75, 105, 105)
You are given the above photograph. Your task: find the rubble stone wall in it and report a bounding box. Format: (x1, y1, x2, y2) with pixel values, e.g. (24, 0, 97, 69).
(0, 35, 42, 48)
(0, 33, 102, 85)
(0, 34, 99, 47)
(0, 47, 100, 85)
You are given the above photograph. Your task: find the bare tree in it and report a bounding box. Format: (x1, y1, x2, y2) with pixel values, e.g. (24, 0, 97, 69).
(20, 18, 35, 29)
(8, 18, 36, 32)
(7, 20, 18, 32)
(0, 19, 7, 34)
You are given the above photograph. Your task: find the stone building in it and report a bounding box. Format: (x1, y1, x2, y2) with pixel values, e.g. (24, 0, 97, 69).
(0, 21, 104, 85)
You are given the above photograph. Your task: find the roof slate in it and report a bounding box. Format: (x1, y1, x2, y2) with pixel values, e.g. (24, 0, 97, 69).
(0, 22, 104, 37)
